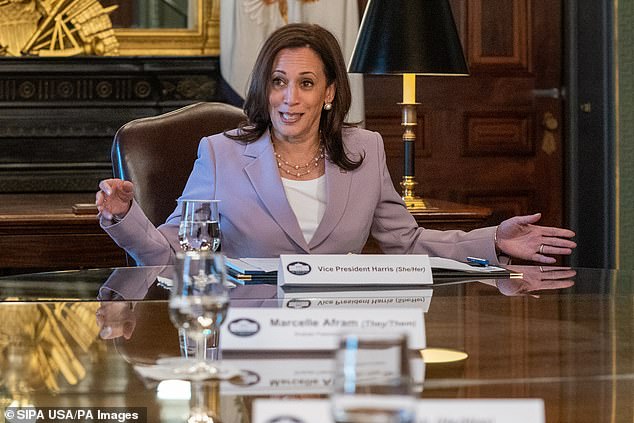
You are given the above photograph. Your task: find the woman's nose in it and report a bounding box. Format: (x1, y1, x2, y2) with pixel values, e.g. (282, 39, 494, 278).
(284, 85, 298, 104)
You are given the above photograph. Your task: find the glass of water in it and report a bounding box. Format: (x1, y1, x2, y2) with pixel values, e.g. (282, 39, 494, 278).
(331, 333, 416, 423)
(178, 199, 221, 252)
(166, 251, 230, 381)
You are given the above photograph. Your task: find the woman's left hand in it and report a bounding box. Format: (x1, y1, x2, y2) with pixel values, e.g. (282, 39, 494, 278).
(496, 213, 576, 263)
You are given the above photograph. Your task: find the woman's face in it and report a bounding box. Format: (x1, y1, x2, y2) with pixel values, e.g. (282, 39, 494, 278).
(268, 47, 335, 145)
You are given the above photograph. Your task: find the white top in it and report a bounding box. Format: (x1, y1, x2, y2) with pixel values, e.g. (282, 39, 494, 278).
(281, 175, 327, 243)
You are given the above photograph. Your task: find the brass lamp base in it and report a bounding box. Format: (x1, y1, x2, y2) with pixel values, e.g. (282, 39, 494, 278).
(399, 101, 435, 212)
(400, 176, 433, 211)
(403, 195, 429, 211)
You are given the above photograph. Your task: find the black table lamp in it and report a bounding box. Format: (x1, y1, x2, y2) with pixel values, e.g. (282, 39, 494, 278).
(348, 0, 469, 210)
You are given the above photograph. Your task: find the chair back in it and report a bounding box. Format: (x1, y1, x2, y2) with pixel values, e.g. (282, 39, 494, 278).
(111, 102, 245, 226)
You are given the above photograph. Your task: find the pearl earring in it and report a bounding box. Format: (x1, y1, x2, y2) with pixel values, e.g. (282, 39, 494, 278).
(323, 102, 332, 111)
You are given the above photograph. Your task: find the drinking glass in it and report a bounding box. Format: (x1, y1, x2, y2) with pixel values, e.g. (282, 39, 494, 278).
(166, 250, 230, 378)
(331, 333, 416, 423)
(188, 380, 222, 423)
(178, 200, 221, 252)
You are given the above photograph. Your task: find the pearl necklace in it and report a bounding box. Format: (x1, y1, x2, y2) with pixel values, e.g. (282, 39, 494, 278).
(273, 143, 325, 178)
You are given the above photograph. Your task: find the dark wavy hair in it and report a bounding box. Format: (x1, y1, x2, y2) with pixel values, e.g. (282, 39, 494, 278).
(226, 23, 363, 171)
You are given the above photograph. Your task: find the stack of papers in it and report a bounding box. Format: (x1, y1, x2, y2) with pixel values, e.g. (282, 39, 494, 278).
(225, 257, 278, 284)
(429, 257, 514, 279)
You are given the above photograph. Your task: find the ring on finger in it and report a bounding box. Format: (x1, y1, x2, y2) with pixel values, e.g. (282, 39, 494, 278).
(539, 244, 545, 254)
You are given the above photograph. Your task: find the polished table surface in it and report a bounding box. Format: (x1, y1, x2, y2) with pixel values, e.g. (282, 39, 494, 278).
(0, 265, 632, 422)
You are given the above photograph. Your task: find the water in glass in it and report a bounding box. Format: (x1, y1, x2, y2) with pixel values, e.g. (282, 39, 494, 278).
(166, 251, 229, 377)
(178, 200, 221, 252)
(331, 333, 416, 423)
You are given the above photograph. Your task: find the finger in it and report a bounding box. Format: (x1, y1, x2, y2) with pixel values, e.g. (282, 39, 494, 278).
(539, 266, 576, 276)
(543, 237, 577, 249)
(123, 321, 135, 340)
(535, 279, 575, 289)
(533, 253, 557, 264)
(95, 190, 105, 206)
(99, 179, 114, 196)
(541, 269, 577, 280)
(505, 213, 541, 228)
(541, 244, 574, 256)
(540, 227, 576, 238)
(556, 280, 575, 289)
(121, 180, 134, 194)
(539, 266, 573, 272)
(112, 180, 134, 203)
(99, 326, 113, 339)
(516, 213, 541, 225)
(543, 246, 574, 256)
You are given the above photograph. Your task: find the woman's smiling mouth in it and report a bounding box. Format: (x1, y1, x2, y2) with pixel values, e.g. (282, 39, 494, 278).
(280, 112, 301, 123)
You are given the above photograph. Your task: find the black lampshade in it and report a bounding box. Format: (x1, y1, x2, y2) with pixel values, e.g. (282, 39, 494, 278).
(348, 0, 469, 75)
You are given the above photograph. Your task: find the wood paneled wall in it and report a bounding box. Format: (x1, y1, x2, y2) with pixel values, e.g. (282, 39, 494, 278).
(361, 0, 564, 229)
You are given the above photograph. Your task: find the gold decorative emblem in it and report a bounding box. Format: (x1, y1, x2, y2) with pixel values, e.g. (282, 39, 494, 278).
(0, 0, 119, 56)
(0, 302, 101, 406)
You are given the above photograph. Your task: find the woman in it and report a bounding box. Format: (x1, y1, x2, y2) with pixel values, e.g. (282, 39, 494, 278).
(96, 23, 576, 266)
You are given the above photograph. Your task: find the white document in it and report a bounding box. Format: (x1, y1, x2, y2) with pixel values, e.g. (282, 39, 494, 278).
(278, 254, 432, 287)
(220, 307, 426, 351)
(238, 257, 280, 273)
(253, 398, 545, 423)
(429, 257, 508, 274)
(226, 257, 279, 274)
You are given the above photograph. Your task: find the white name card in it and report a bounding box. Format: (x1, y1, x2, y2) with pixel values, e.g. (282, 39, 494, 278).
(279, 286, 433, 312)
(220, 307, 426, 351)
(278, 254, 432, 287)
(219, 356, 425, 395)
(253, 398, 545, 423)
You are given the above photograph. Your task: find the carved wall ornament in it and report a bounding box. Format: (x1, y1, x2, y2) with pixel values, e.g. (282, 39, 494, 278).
(0, 0, 119, 56)
(0, 302, 101, 401)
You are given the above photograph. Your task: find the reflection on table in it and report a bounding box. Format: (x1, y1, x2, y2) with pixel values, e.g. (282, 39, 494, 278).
(0, 265, 633, 422)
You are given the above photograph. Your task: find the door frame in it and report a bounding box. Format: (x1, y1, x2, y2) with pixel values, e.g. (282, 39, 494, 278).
(564, 0, 616, 268)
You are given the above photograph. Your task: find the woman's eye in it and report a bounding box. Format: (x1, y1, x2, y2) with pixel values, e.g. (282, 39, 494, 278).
(301, 80, 314, 88)
(272, 77, 286, 88)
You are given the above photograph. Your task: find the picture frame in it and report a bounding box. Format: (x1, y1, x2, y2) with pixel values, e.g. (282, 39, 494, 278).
(114, 0, 219, 56)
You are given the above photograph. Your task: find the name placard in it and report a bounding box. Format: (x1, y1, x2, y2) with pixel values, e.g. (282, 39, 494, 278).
(220, 307, 426, 351)
(279, 286, 433, 312)
(253, 398, 545, 423)
(219, 356, 425, 395)
(278, 254, 432, 287)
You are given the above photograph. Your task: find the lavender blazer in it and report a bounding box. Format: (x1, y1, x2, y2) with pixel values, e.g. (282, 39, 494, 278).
(103, 127, 498, 265)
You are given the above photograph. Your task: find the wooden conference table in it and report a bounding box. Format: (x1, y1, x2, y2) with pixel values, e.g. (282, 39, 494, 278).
(0, 265, 632, 422)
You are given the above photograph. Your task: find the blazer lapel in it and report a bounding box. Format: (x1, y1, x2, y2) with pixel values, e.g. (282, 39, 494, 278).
(309, 158, 352, 248)
(243, 134, 309, 252)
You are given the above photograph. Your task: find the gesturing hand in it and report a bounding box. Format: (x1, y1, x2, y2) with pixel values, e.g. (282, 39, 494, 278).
(95, 302, 137, 340)
(496, 265, 576, 296)
(95, 178, 134, 221)
(496, 213, 576, 263)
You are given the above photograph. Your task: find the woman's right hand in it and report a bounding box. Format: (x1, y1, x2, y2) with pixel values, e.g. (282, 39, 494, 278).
(95, 301, 137, 340)
(96, 178, 134, 221)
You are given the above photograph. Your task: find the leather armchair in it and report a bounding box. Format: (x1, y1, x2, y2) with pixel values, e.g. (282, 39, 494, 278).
(111, 102, 246, 226)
